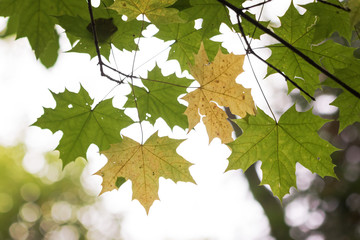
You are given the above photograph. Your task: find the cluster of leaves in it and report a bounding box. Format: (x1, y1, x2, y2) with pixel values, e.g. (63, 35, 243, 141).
(1, 0, 360, 213)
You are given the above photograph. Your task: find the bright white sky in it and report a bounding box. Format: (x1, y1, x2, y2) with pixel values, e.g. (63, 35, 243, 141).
(0, 0, 336, 239)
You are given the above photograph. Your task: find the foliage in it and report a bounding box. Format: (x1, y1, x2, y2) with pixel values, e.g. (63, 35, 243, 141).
(1, 0, 360, 215)
(227, 107, 337, 199)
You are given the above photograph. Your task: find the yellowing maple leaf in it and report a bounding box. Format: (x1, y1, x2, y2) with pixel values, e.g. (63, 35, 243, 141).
(96, 132, 195, 213)
(110, 0, 184, 25)
(182, 44, 256, 143)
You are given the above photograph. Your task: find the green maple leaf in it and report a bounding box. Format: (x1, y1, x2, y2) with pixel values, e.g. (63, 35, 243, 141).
(110, 0, 184, 25)
(33, 86, 133, 167)
(303, 0, 352, 43)
(326, 67, 360, 131)
(124, 65, 192, 129)
(227, 107, 337, 199)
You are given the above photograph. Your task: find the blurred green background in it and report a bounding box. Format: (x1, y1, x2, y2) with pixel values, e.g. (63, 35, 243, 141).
(0, 145, 123, 240)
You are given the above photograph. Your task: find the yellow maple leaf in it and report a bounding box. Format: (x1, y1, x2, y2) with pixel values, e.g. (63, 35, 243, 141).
(182, 44, 256, 143)
(95, 132, 195, 213)
(110, 0, 184, 25)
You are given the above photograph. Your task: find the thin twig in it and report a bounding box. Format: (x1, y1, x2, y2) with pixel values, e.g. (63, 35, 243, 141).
(248, 0, 268, 50)
(318, 0, 350, 12)
(241, 0, 272, 11)
(217, 0, 360, 100)
(129, 16, 146, 144)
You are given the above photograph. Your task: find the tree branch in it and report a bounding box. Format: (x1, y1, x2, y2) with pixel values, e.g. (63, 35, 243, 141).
(217, 0, 360, 100)
(87, 0, 136, 83)
(318, 0, 350, 12)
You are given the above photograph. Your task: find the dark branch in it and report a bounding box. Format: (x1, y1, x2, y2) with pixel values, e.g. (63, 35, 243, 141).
(87, 0, 137, 84)
(318, 0, 350, 12)
(217, 0, 360, 100)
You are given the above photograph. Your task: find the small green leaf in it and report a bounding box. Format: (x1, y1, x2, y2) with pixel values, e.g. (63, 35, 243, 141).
(227, 106, 337, 199)
(124, 65, 192, 129)
(33, 86, 133, 167)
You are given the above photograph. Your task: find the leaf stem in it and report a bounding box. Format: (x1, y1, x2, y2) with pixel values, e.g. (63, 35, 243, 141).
(248, 0, 269, 46)
(129, 16, 146, 145)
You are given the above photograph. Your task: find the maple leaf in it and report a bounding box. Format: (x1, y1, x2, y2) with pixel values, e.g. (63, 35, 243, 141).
(96, 132, 195, 213)
(33, 86, 133, 167)
(110, 0, 184, 25)
(227, 107, 337, 199)
(182, 44, 256, 144)
(124, 65, 191, 129)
